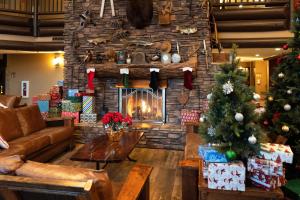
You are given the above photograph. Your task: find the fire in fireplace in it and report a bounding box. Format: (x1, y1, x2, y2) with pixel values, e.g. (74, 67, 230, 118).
(118, 88, 166, 123)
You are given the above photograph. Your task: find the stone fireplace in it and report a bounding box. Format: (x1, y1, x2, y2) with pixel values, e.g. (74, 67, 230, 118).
(64, 0, 217, 149)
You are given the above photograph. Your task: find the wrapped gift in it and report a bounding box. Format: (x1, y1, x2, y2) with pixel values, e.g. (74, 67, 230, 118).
(61, 111, 79, 124)
(32, 96, 38, 105)
(50, 93, 61, 101)
(50, 85, 60, 94)
(80, 113, 97, 123)
(40, 112, 48, 120)
(198, 145, 228, 163)
(83, 96, 95, 113)
(68, 89, 79, 97)
(49, 100, 61, 108)
(62, 100, 71, 112)
(57, 80, 64, 87)
(181, 109, 200, 125)
(69, 102, 82, 112)
(38, 94, 50, 101)
(248, 157, 283, 176)
(249, 170, 286, 191)
(260, 143, 293, 163)
(37, 101, 49, 112)
(67, 96, 82, 103)
(208, 162, 246, 191)
(202, 160, 209, 179)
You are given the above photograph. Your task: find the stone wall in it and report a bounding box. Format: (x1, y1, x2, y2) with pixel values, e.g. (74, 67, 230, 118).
(64, 0, 217, 149)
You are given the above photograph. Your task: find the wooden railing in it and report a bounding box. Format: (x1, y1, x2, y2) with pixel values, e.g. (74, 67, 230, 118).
(211, 0, 290, 7)
(0, 0, 64, 14)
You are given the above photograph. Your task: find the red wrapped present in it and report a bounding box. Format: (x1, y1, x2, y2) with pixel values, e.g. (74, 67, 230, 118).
(50, 93, 61, 101)
(50, 85, 60, 94)
(61, 111, 79, 124)
(260, 143, 294, 164)
(181, 109, 200, 125)
(249, 169, 286, 191)
(248, 157, 283, 176)
(32, 96, 38, 105)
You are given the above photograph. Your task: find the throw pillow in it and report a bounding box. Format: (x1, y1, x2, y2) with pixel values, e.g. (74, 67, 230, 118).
(0, 135, 9, 149)
(0, 155, 24, 174)
(0, 103, 8, 109)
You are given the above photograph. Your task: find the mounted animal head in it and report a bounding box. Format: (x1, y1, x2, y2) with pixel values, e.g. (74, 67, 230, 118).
(126, 0, 153, 29)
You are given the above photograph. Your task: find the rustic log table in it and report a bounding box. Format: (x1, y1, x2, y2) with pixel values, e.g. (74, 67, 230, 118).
(198, 159, 284, 200)
(71, 131, 143, 170)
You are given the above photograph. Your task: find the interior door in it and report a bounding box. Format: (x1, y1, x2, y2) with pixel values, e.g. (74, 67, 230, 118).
(0, 55, 7, 95)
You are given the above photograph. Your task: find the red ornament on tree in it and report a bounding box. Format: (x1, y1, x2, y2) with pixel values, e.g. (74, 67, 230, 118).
(282, 44, 289, 50)
(272, 112, 281, 123)
(276, 57, 282, 64)
(297, 54, 300, 60)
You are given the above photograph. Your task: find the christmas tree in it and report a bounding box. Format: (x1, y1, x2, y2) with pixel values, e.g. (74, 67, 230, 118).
(199, 45, 263, 160)
(262, 9, 300, 146)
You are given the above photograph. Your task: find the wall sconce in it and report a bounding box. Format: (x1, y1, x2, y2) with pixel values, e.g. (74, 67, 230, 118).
(52, 54, 64, 68)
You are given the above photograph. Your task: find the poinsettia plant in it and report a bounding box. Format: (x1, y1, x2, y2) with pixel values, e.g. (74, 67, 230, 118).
(102, 112, 132, 131)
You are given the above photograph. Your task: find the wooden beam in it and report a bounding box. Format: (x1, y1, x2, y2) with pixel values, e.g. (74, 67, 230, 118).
(0, 40, 63, 51)
(220, 38, 287, 48)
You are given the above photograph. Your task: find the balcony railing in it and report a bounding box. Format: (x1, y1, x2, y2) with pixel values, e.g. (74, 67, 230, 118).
(0, 0, 64, 37)
(0, 0, 64, 14)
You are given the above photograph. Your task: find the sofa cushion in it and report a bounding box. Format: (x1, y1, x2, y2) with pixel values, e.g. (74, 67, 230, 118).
(33, 127, 73, 144)
(16, 161, 114, 200)
(0, 95, 17, 109)
(9, 134, 50, 156)
(15, 105, 46, 136)
(0, 145, 25, 157)
(0, 135, 9, 149)
(0, 155, 23, 174)
(0, 109, 23, 141)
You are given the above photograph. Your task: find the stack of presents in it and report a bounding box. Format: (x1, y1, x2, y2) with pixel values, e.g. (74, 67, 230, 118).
(33, 85, 63, 119)
(199, 143, 293, 191)
(61, 89, 97, 124)
(34, 84, 98, 124)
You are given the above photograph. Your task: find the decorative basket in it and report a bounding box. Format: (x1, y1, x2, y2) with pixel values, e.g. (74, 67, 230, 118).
(106, 128, 124, 142)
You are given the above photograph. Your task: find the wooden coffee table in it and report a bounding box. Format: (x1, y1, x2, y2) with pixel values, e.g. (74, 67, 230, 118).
(71, 131, 144, 170)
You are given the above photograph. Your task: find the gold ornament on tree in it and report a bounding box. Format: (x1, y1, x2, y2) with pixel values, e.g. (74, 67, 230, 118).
(282, 125, 289, 132)
(268, 96, 274, 101)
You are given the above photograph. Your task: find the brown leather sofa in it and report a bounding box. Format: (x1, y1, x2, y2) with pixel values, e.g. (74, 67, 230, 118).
(0, 155, 152, 200)
(0, 95, 26, 109)
(0, 105, 74, 162)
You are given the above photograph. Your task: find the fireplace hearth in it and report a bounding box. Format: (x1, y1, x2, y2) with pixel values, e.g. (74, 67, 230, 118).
(118, 88, 166, 123)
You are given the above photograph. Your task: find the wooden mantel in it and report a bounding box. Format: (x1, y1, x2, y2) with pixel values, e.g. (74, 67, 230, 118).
(87, 57, 197, 79)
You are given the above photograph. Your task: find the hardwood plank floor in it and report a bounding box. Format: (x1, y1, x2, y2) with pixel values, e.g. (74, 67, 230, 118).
(52, 145, 184, 200)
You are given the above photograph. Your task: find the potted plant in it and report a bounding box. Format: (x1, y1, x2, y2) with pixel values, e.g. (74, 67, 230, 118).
(102, 112, 132, 141)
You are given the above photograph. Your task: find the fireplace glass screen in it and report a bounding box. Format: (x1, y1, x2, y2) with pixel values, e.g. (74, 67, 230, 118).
(118, 88, 166, 123)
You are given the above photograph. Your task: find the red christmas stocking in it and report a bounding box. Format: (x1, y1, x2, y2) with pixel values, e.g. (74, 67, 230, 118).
(87, 68, 95, 90)
(183, 67, 193, 90)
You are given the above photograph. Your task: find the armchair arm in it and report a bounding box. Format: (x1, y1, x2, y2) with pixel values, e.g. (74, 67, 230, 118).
(117, 164, 153, 200)
(45, 117, 74, 127)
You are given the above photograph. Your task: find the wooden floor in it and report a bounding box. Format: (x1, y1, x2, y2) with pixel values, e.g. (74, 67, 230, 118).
(52, 145, 184, 200)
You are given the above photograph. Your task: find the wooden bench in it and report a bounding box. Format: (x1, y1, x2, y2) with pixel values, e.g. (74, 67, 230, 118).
(0, 164, 153, 200)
